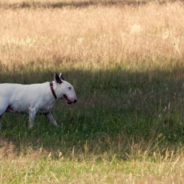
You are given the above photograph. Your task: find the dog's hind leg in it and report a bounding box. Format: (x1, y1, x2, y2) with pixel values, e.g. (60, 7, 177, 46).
(0, 115, 2, 131)
(0, 100, 9, 131)
(44, 112, 58, 127)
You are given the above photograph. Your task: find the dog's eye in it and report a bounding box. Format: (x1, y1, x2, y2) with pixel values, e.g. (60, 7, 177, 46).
(69, 87, 72, 90)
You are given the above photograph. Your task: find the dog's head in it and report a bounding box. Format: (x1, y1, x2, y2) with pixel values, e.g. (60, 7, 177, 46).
(54, 73, 77, 104)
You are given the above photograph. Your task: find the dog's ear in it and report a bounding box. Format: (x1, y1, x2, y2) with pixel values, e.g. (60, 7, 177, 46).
(59, 73, 64, 80)
(54, 73, 62, 84)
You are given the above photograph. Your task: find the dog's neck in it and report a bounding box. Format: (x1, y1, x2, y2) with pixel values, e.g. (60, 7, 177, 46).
(50, 82, 57, 99)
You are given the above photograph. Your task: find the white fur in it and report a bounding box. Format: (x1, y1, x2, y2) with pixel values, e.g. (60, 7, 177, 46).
(0, 73, 77, 130)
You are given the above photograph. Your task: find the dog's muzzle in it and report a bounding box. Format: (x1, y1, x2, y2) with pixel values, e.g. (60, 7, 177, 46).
(63, 94, 77, 104)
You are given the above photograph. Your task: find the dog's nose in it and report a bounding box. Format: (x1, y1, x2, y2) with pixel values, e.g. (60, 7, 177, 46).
(74, 99, 77, 103)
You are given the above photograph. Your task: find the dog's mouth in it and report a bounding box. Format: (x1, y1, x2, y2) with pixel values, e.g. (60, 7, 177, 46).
(63, 94, 73, 104)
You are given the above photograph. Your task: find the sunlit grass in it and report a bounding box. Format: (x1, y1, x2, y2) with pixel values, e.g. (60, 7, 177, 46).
(0, 1, 184, 70)
(1, 155, 184, 183)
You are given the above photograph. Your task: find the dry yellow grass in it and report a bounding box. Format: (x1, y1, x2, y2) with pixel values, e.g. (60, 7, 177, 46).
(1, 150, 184, 184)
(1, 1, 184, 71)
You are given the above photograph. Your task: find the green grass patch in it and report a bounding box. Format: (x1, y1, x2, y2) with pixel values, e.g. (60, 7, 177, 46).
(1, 61, 184, 158)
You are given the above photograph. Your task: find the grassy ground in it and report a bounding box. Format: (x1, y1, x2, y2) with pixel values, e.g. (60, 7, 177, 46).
(1, 0, 184, 183)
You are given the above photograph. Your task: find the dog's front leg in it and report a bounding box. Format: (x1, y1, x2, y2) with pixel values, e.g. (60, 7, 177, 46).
(28, 108, 37, 129)
(45, 112, 58, 127)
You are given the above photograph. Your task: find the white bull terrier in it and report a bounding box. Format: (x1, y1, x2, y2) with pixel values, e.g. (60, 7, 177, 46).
(0, 73, 77, 130)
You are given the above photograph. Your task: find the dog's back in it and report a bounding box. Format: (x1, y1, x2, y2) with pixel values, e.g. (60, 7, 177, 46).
(0, 82, 51, 113)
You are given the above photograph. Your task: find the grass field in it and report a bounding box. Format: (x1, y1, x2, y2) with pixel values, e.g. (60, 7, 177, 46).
(1, 0, 184, 183)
